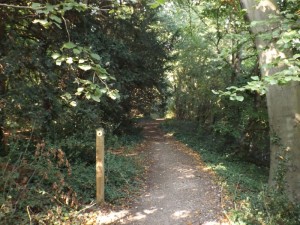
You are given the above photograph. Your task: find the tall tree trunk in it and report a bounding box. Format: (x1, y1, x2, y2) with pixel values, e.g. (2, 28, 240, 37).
(240, 0, 300, 202)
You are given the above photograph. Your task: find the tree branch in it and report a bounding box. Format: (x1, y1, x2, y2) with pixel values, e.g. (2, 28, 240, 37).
(0, 3, 45, 10)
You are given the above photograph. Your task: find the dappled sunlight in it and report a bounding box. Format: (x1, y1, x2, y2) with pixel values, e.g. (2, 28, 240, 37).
(202, 166, 214, 172)
(164, 132, 174, 137)
(96, 209, 129, 224)
(214, 164, 227, 171)
(171, 210, 191, 219)
(202, 221, 225, 225)
(143, 208, 158, 214)
(184, 173, 196, 178)
(126, 212, 147, 221)
(295, 113, 300, 123)
(174, 166, 197, 179)
(156, 194, 165, 199)
(256, 0, 277, 12)
(144, 192, 165, 200)
(107, 119, 227, 225)
(115, 205, 229, 224)
(125, 207, 158, 222)
(120, 207, 157, 224)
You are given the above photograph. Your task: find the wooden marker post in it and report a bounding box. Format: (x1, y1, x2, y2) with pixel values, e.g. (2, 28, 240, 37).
(96, 128, 105, 204)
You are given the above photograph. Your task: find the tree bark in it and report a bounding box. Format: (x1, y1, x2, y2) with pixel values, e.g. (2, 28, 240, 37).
(240, 0, 300, 202)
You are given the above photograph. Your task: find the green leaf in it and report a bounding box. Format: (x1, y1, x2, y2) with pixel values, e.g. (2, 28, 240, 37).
(78, 64, 92, 71)
(56, 59, 63, 66)
(66, 57, 73, 64)
(212, 90, 219, 94)
(89, 84, 96, 90)
(148, 0, 166, 9)
(78, 79, 92, 85)
(75, 87, 84, 96)
(70, 101, 77, 107)
(229, 93, 237, 101)
(94, 66, 109, 79)
(63, 42, 77, 49)
(49, 15, 62, 24)
(33, 19, 51, 28)
(226, 86, 237, 90)
(235, 96, 244, 102)
(100, 88, 107, 93)
(107, 90, 120, 100)
(91, 95, 101, 102)
(293, 54, 300, 59)
(251, 76, 259, 81)
(110, 76, 116, 81)
(31, 3, 41, 9)
(149, 3, 160, 9)
(98, 73, 108, 80)
(63, 4, 73, 12)
(61, 92, 72, 100)
(51, 53, 61, 59)
(77, 87, 84, 92)
(53, 22, 62, 29)
(90, 53, 101, 61)
(284, 76, 292, 82)
(73, 48, 82, 55)
(269, 79, 278, 85)
(45, 3, 55, 13)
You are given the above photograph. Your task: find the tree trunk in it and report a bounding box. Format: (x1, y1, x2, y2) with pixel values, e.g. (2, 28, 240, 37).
(0, 64, 7, 156)
(240, 0, 300, 202)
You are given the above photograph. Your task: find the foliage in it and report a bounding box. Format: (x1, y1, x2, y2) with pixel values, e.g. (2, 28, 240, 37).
(159, 0, 270, 165)
(1, 0, 298, 223)
(212, 0, 300, 97)
(161, 119, 300, 225)
(154, 0, 299, 167)
(105, 150, 142, 203)
(0, 144, 79, 224)
(0, 0, 171, 223)
(0, 129, 143, 224)
(0, 0, 171, 154)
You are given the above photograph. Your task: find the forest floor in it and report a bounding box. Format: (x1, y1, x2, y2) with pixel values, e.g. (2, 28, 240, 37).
(96, 119, 229, 225)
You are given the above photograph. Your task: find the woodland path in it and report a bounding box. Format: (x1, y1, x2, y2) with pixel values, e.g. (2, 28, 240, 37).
(98, 120, 227, 225)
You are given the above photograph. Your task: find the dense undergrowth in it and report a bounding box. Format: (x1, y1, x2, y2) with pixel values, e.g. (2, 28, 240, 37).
(161, 119, 300, 225)
(1, 1, 169, 223)
(0, 127, 144, 224)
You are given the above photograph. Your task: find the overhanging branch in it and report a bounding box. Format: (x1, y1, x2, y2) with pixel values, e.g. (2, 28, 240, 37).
(0, 3, 45, 10)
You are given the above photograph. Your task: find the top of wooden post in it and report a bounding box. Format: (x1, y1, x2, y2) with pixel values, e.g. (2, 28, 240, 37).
(96, 128, 104, 137)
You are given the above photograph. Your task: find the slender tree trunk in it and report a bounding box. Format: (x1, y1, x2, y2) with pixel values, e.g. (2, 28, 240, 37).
(0, 65, 7, 156)
(0, 17, 8, 156)
(240, 0, 300, 202)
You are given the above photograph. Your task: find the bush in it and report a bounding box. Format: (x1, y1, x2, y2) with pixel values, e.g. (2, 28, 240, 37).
(105, 151, 142, 203)
(0, 144, 79, 224)
(0, 129, 143, 224)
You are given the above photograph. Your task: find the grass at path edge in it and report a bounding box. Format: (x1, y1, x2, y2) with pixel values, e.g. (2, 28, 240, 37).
(161, 119, 300, 225)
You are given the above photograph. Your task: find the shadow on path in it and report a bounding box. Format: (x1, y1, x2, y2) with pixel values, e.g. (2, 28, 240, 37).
(97, 119, 227, 225)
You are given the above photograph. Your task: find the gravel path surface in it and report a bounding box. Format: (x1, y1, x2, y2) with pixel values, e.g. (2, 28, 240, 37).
(118, 120, 226, 225)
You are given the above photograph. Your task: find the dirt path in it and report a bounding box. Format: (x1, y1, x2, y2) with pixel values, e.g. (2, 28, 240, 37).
(98, 120, 227, 225)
